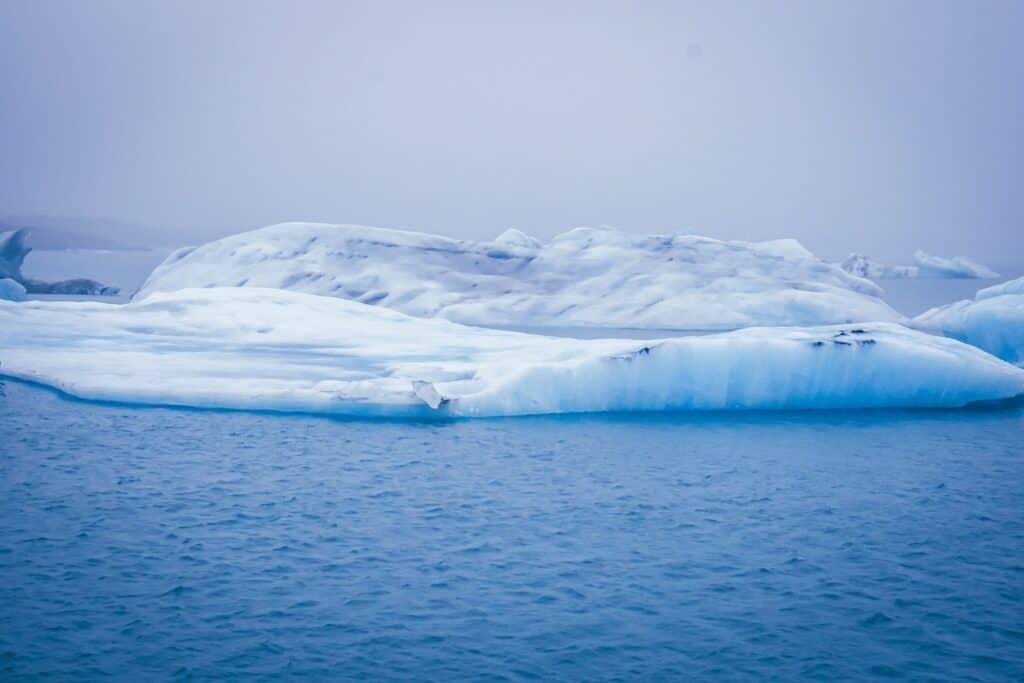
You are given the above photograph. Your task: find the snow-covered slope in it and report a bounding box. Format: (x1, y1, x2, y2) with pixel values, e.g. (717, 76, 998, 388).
(135, 223, 899, 330)
(840, 251, 999, 280)
(0, 278, 25, 301)
(2, 288, 1020, 417)
(913, 276, 1024, 365)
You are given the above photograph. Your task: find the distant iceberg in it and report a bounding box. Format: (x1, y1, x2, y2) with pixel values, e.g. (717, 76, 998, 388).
(135, 223, 899, 331)
(20, 278, 120, 296)
(913, 250, 1000, 279)
(839, 253, 917, 279)
(0, 229, 30, 281)
(0, 278, 25, 302)
(914, 276, 1024, 365)
(2, 288, 1021, 417)
(0, 228, 120, 297)
(840, 251, 999, 280)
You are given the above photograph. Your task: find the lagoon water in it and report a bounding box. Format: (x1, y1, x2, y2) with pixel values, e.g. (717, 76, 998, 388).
(2, 379, 1023, 680)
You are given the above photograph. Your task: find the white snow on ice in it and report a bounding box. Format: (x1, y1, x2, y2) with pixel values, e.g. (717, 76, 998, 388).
(913, 276, 1024, 365)
(2, 288, 1021, 417)
(135, 223, 900, 331)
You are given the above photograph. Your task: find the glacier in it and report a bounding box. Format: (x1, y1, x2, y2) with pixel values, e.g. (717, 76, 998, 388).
(1, 288, 1021, 418)
(913, 276, 1024, 365)
(134, 223, 900, 331)
(840, 251, 999, 280)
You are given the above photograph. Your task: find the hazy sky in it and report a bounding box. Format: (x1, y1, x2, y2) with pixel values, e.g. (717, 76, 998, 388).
(1, 0, 1021, 264)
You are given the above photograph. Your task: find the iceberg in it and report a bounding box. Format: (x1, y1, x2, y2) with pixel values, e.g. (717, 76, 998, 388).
(0, 228, 120, 296)
(135, 223, 900, 330)
(23, 248, 170, 298)
(2, 288, 1020, 417)
(975, 277, 1024, 300)
(20, 278, 120, 296)
(913, 276, 1024, 365)
(914, 250, 999, 279)
(0, 278, 26, 302)
(839, 251, 999, 280)
(839, 253, 917, 279)
(0, 229, 30, 281)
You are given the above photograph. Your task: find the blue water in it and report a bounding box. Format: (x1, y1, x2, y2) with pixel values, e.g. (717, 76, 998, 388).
(1, 380, 1023, 680)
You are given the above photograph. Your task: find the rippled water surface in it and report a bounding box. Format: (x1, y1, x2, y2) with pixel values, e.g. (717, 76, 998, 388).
(1, 380, 1022, 680)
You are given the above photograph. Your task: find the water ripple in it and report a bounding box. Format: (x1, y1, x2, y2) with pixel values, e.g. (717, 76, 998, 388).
(1, 380, 1023, 680)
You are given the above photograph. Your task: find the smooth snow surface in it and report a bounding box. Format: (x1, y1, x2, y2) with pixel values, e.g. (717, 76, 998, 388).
(135, 223, 900, 330)
(914, 276, 1024, 365)
(2, 288, 1020, 417)
(0, 278, 26, 302)
(840, 251, 1000, 280)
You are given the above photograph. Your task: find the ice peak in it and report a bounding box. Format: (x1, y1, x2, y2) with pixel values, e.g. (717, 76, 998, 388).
(492, 229, 541, 250)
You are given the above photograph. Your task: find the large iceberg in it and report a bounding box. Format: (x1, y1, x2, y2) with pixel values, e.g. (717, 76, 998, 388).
(840, 251, 999, 280)
(913, 276, 1024, 365)
(2, 288, 1020, 417)
(135, 223, 900, 330)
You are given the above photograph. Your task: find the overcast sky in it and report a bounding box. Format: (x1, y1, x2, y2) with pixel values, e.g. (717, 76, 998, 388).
(1, 0, 1021, 265)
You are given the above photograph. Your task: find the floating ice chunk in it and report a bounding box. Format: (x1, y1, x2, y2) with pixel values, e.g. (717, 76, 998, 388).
(913, 250, 999, 279)
(0, 278, 26, 302)
(840, 254, 917, 279)
(840, 251, 999, 280)
(134, 222, 899, 330)
(914, 276, 1024, 365)
(1, 288, 1020, 417)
